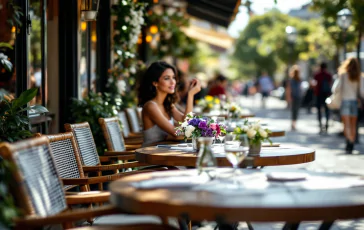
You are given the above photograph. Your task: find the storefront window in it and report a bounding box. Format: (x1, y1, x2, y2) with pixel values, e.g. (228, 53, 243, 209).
(29, 0, 46, 106)
(79, 21, 97, 99)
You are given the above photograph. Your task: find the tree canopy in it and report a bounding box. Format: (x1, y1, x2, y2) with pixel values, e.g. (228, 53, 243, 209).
(232, 10, 335, 79)
(311, 0, 364, 60)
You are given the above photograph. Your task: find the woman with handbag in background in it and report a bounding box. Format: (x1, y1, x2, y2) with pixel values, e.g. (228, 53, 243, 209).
(333, 57, 364, 153)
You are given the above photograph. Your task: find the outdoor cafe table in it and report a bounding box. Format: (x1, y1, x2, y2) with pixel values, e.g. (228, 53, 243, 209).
(110, 168, 364, 229)
(135, 145, 314, 168)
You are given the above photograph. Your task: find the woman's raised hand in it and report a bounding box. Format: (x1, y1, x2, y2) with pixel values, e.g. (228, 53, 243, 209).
(188, 78, 201, 95)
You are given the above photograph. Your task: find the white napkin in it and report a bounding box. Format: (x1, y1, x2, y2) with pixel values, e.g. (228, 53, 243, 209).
(132, 175, 209, 189)
(170, 146, 194, 151)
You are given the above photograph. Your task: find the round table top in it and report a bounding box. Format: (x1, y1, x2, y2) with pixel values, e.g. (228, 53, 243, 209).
(110, 168, 364, 223)
(135, 145, 315, 167)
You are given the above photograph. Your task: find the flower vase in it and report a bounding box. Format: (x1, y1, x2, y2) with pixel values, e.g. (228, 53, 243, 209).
(192, 137, 200, 151)
(196, 137, 217, 175)
(249, 142, 262, 156)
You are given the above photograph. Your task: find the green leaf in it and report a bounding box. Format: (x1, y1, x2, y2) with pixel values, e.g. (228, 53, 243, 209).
(0, 43, 13, 49)
(17, 130, 32, 137)
(12, 88, 38, 109)
(0, 59, 13, 72)
(19, 105, 48, 113)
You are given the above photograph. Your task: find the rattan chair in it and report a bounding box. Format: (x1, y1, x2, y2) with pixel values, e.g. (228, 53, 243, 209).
(46, 132, 146, 191)
(118, 111, 143, 139)
(0, 137, 179, 230)
(64, 122, 148, 168)
(125, 107, 142, 133)
(99, 117, 144, 156)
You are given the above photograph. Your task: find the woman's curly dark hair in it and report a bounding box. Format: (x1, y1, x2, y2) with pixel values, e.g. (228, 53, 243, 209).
(138, 61, 178, 115)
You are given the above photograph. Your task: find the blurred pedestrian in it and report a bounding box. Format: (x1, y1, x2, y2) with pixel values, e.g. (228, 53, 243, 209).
(314, 62, 333, 134)
(333, 58, 364, 153)
(208, 74, 228, 97)
(286, 65, 302, 131)
(258, 71, 274, 108)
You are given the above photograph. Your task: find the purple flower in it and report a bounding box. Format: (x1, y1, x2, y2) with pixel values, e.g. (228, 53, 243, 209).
(188, 118, 200, 127)
(198, 120, 208, 130)
(202, 128, 214, 137)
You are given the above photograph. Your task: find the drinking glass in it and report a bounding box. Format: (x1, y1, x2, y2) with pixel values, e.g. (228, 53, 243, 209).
(224, 133, 236, 142)
(224, 134, 249, 172)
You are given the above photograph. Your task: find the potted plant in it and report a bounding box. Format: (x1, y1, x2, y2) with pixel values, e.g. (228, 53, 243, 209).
(0, 88, 48, 228)
(233, 120, 272, 155)
(0, 88, 48, 142)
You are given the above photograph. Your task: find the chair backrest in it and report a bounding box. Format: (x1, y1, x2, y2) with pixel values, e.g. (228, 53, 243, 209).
(46, 132, 86, 191)
(99, 117, 126, 152)
(136, 107, 143, 127)
(118, 111, 131, 137)
(125, 107, 141, 133)
(0, 136, 67, 217)
(64, 122, 100, 167)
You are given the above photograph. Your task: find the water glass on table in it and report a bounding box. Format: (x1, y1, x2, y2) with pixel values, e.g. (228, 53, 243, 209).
(224, 134, 249, 173)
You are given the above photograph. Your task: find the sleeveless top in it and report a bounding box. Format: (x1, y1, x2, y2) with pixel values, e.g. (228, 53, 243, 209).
(142, 101, 174, 147)
(290, 79, 302, 99)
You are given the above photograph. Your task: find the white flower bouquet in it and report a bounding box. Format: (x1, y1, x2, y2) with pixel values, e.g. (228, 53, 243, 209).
(233, 120, 272, 145)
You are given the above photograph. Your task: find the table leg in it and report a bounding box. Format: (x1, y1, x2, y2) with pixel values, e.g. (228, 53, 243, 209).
(282, 223, 300, 230)
(318, 221, 334, 230)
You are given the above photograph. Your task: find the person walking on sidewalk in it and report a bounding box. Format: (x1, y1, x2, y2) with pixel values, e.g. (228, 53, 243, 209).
(333, 58, 364, 153)
(314, 62, 333, 134)
(286, 65, 302, 131)
(258, 71, 274, 108)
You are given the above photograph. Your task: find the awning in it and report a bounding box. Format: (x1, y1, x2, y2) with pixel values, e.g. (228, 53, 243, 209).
(181, 24, 234, 50)
(186, 0, 241, 27)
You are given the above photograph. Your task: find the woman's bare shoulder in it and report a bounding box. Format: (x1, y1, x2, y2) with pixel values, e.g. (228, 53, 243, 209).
(143, 101, 159, 112)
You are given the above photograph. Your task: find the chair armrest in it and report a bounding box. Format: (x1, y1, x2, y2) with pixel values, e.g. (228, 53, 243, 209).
(65, 191, 110, 205)
(99, 155, 136, 162)
(14, 205, 120, 228)
(125, 139, 143, 144)
(128, 132, 143, 137)
(124, 136, 143, 141)
(61, 173, 129, 185)
(125, 141, 143, 146)
(104, 150, 135, 156)
(82, 161, 148, 172)
(125, 145, 142, 151)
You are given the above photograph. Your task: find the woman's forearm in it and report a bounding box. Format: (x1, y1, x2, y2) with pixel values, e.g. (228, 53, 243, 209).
(184, 92, 194, 117)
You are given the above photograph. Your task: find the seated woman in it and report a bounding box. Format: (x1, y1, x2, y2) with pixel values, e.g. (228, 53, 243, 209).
(138, 61, 201, 147)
